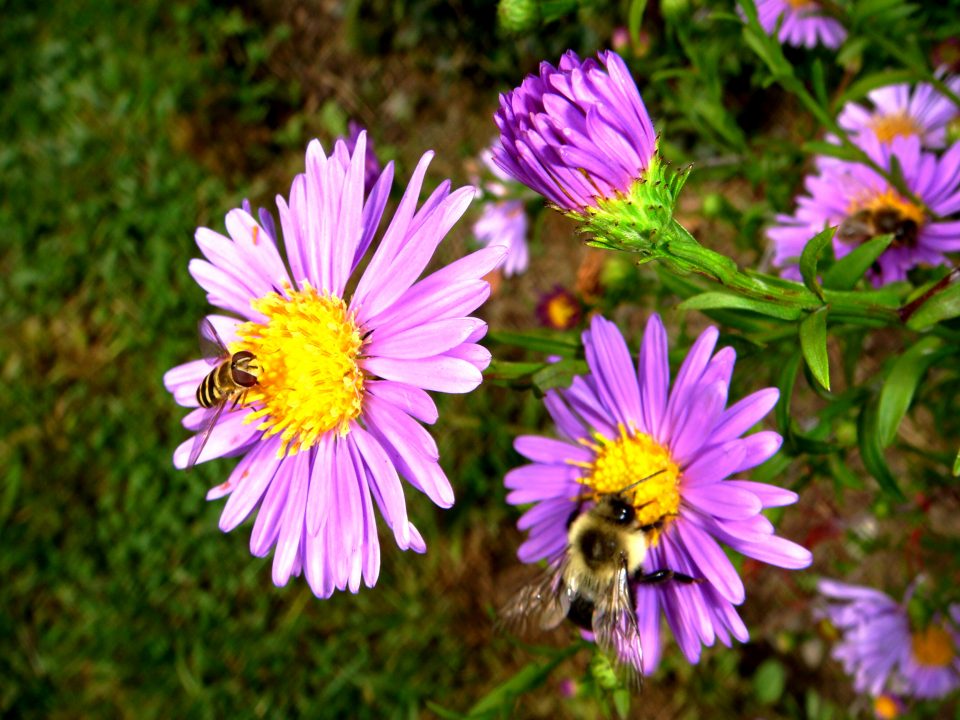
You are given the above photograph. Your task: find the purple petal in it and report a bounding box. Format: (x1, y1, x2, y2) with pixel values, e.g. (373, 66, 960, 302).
(361, 355, 482, 393)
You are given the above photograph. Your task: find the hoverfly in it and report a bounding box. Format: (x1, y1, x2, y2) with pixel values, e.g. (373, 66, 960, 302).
(187, 318, 260, 469)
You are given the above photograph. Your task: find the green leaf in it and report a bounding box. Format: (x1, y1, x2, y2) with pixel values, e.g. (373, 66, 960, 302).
(753, 659, 786, 704)
(532, 359, 588, 394)
(801, 140, 863, 163)
(799, 226, 834, 301)
(484, 360, 546, 382)
(811, 59, 828, 108)
(612, 688, 631, 719)
(776, 351, 802, 437)
(906, 282, 960, 329)
(799, 308, 830, 391)
(679, 292, 802, 320)
(486, 329, 580, 355)
(876, 337, 944, 447)
(953, 448, 960, 477)
(468, 648, 578, 716)
(822, 234, 893, 290)
(628, 0, 648, 47)
(857, 401, 905, 500)
(837, 69, 916, 105)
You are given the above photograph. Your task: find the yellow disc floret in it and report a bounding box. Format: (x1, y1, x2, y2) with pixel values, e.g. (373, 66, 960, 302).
(546, 294, 578, 330)
(235, 281, 365, 457)
(870, 111, 923, 144)
(873, 695, 901, 720)
(848, 188, 926, 226)
(573, 425, 680, 544)
(911, 624, 957, 668)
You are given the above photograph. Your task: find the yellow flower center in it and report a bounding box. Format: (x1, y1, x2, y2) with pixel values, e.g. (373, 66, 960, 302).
(873, 695, 900, 719)
(870, 111, 923, 144)
(234, 282, 365, 457)
(786, 0, 815, 8)
(911, 625, 956, 668)
(573, 426, 680, 544)
(851, 189, 925, 226)
(546, 295, 578, 330)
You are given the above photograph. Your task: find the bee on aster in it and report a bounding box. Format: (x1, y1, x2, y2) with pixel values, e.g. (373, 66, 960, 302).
(502, 314, 812, 675)
(472, 141, 530, 277)
(163, 133, 504, 598)
(836, 80, 960, 150)
(818, 579, 960, 700)
(768, 134, 960, 286)
(755, 0, 846, 50)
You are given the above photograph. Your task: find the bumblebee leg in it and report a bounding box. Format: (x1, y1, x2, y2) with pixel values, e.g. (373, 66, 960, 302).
(637, 512, 679, 534)
(634, 569, 703, 585)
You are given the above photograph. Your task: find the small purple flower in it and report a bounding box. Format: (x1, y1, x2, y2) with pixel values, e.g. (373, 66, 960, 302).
(535, 285, 581, 330)
(473, 142, 530, 277)
(164, 134, 504, 598)
(506, 314, 811, 673)
(755, 0, 846, 50)
(493, 50, 657, 213)
(837, 80, 960, 149)
(346, 121, 382, 192)
(768, 134, 960, 285)
(819, 579, 960, 700)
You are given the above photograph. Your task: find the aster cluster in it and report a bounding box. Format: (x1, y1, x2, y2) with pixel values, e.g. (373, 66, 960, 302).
(161, 27, 960, 707)
(769, 78, 960, 286)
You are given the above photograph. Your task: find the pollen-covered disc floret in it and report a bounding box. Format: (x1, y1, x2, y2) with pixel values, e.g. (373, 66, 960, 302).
(768, 134, 960, 285)
(237, 283, 365, 455)
(163, 132, 504, 599)
(506, 314, 811, 673)
(577, 427, 679, 535)
(819, 579, 960, 700)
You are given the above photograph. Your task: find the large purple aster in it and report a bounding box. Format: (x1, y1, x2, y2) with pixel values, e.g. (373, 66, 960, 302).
(164, 134, 503, 597)
(492, 50, 657, 213)
(505, 314, 811, 673)
(755, 0, 846, 50)
(819, 579, 960, 700)
(769, 134, 960, 285)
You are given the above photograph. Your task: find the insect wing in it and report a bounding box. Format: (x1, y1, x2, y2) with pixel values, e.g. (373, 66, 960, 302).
(198, 318, 230, 365)
(591, 557, 643, 687)
(499, 554, 571, 637)
(186, 398, 227, 470)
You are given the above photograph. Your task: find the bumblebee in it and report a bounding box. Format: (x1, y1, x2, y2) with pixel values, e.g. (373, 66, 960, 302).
(500, 470, 701, 684)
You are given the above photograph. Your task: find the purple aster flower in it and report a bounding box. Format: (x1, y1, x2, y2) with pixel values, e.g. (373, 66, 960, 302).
(819, 579, 960, 700)
(163, 133, 504, 597)
(472, 142, 530, 277)
(837, 80, 960, 149)
(492, 50, 657, 213)
(346, 121, 382, 192)
(473, 200, 529, 276)
(535, 285, 581, 330)
(755, 0, 846, 50)
(768, 134, 960, 285)
(505, 314, 811, 674)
